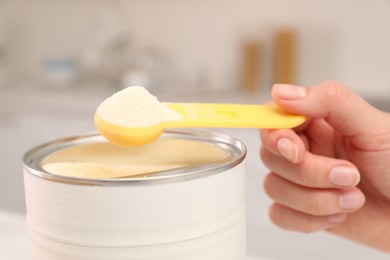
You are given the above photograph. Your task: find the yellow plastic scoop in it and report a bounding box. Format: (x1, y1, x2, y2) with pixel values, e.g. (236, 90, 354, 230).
(95, 103, 306, 146)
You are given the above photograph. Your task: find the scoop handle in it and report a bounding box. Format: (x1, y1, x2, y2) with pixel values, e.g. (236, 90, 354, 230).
(164, 103, 306, 129)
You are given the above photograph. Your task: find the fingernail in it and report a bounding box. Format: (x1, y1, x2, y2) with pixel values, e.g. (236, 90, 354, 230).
(339, 191, 365, 210)
(274, 84, 307, 100)
(277, 138, 298, 163)
(330, 166, 360, 187)
(327, 213, 347, 224)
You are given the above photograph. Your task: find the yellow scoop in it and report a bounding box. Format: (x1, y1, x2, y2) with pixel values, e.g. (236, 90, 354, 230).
(95, 103, 306, 146)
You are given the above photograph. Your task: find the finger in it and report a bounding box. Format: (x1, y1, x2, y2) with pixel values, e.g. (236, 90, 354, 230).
(263, 173, 366, 215)
(260, 119, 336, 165)
(259, 128, 306, 164)
(269, 203, 347, 233)
(272, 81, 383, 140)
(261, 148, 360, 188)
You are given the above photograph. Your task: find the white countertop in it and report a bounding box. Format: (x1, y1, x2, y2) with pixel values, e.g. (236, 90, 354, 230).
(0, 210, 29, 260)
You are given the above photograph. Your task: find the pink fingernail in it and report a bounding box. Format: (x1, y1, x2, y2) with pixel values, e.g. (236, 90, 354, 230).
(277, 138, 298, 163)
(274, 84, 307, 100)
(330, 166, 360, 187)
(339, 191, 365, 210)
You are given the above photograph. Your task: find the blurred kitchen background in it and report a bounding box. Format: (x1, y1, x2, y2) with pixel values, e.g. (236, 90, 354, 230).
(1, 0, 390, 259)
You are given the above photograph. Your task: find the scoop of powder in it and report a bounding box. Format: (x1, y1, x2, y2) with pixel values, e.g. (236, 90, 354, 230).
(96, 86, 181, 127)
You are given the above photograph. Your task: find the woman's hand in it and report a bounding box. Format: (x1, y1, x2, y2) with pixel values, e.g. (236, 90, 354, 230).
(259, 81, 390, 252)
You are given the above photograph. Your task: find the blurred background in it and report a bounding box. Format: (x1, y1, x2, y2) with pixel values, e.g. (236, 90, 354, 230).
(1, 0, 390, 259)
(1, 0, 390, 95)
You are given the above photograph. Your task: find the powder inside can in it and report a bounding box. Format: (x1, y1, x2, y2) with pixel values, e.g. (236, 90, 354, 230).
(96, 86, 181, 127)
(41, 138, 229, 179)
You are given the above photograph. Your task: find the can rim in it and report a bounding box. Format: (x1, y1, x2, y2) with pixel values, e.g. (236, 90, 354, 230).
(23, 130, 246, 186)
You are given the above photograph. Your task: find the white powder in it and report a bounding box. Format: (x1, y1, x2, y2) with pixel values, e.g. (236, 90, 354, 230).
(96, 86, 181, 127)
(43, 162, 185, 179)
(41, 139, 228, 179)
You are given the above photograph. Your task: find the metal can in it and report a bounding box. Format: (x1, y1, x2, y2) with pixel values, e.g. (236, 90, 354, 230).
(23, 130, 247, 260)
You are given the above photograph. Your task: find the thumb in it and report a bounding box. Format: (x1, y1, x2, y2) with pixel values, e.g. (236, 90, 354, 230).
(272, 81, 383, 137)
